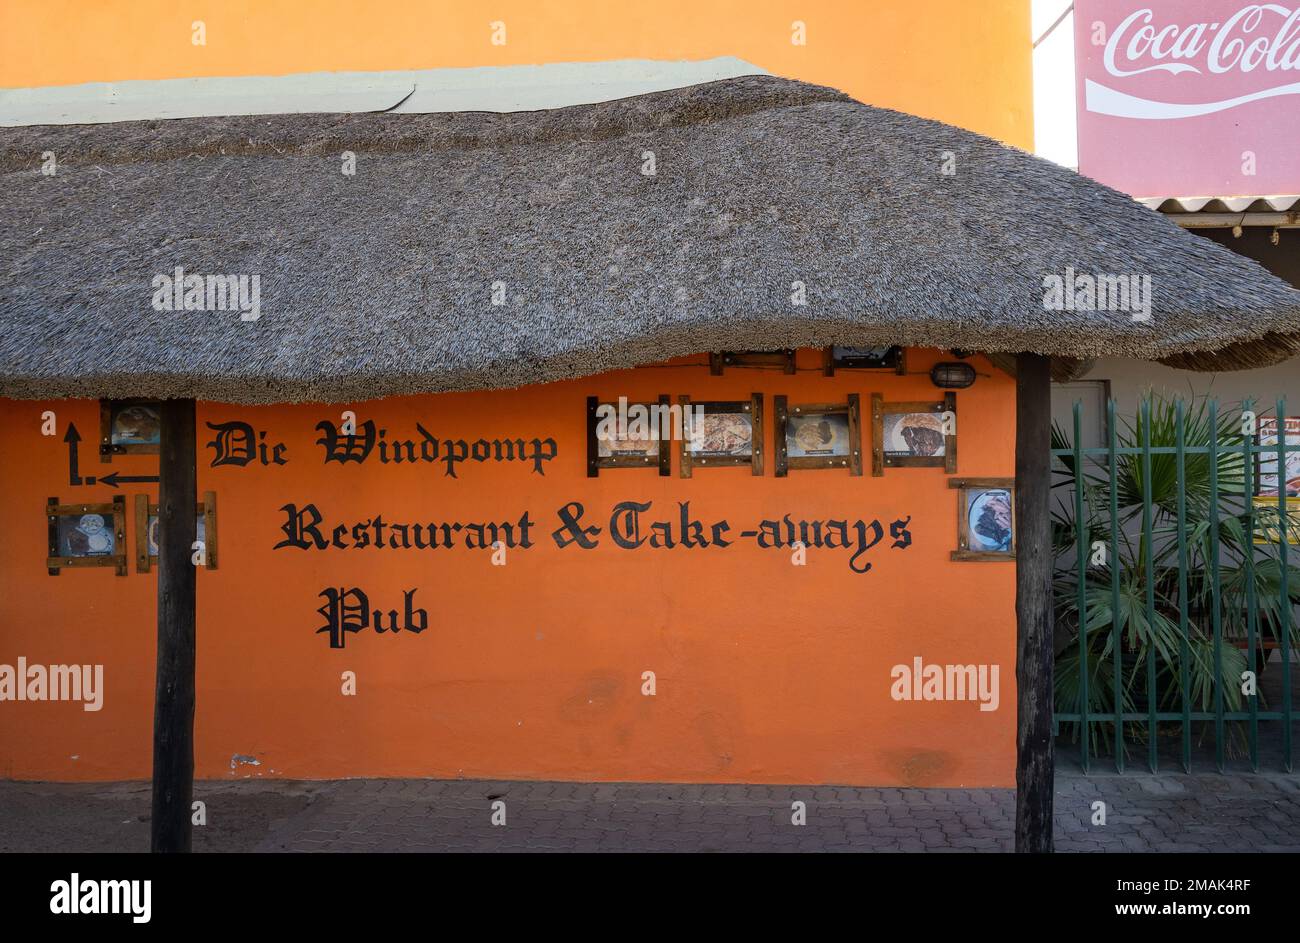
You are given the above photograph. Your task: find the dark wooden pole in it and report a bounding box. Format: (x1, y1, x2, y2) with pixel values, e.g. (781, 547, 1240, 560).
(152, 398, 197, 853)
(1015, 353, 1054, 853)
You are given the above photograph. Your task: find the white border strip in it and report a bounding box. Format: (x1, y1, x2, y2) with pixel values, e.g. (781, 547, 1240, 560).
(0, 57, 769, 127)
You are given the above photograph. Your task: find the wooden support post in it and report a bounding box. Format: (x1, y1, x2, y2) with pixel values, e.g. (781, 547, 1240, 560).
(151, 398, 197, 853)
(1015, 353, 1054, 853)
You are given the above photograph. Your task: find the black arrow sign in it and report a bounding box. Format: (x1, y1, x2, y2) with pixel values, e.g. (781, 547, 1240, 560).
(64, 423, 84, 485)
(99, 470, 160, 489)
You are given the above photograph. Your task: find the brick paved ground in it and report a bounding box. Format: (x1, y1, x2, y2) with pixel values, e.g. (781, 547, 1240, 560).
(3, 763, 1299, 852)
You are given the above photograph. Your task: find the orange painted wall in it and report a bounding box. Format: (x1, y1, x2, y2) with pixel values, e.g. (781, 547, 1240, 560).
(0, 0, 1033, 148)
(0, 349, 1016, 786)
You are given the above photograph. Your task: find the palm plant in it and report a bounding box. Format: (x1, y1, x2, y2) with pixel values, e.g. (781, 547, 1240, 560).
(1052, 393, 1300, 757)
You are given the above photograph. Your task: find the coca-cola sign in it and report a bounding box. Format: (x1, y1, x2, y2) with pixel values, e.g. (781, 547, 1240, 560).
(1076, 1, 1300, 196)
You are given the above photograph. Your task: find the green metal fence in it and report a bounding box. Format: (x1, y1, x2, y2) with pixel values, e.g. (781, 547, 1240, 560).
(1051, 395, 1298, 774)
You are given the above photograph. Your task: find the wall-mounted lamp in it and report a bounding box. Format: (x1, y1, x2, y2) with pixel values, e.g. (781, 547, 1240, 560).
(930, 362, 977, 389)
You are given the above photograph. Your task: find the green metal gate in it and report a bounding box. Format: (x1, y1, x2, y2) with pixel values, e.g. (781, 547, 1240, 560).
(1052, 395, 1297, 773)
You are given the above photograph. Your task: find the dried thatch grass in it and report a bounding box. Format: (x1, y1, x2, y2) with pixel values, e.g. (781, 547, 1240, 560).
(1, 75, 1297, 403)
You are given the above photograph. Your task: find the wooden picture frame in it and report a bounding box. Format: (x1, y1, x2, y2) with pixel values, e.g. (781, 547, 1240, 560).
(46, 495, 127, 575)
(1254, 415, 1300, 497)
(709, 350, 797, 375)
(950, 478, 1015, 562)
(100, 398, 162, 462)
(678, 394, 764, 477)
(135, 491, 219, 572)
(871, 392, 957, 476)
(1251, 495, 1300, 546)
(586, 396, 672, 477)
(773, 394, 863, 476)
(822, 345, 905, 376)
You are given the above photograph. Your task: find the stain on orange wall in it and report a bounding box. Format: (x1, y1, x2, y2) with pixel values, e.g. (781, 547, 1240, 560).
(0, 0, 1033, 148)
(0, 349, 1016, 786)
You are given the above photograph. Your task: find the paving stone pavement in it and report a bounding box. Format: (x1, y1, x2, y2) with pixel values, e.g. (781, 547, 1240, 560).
(4, 765, 1299, 852)
(250, 767, 1300, 852)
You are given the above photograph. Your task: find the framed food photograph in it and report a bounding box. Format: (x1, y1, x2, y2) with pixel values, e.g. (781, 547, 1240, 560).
(134, 492, 218, 572)
(100, 398, 162, 461)
(586, 395, 671, 477)
(708, 350, 796, 375)
(822, 345, 905, 376)
(773, 395, 863, 475)
(678, 394, 763, 477)
(871, 392, 957, 475)
(1255, 416, 1300, 497)
(950, 478, 1015, 561)
(46, 496, 127, 575)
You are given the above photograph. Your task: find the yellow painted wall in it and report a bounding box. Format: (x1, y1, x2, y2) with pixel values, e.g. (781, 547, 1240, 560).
(0, 350, 1018, 786)
(0, 0, 1033, 147)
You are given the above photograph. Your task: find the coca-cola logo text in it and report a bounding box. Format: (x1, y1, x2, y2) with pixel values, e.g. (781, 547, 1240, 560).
(1087, 4, 1300, 118)
(1105, 4, 1300, 77)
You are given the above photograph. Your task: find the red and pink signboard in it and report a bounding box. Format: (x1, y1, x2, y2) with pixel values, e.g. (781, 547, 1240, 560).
(1075, 1, 1300, 197)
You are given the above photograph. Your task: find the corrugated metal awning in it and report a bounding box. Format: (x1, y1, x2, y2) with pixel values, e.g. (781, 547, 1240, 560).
(1140, 195, 1300, 229)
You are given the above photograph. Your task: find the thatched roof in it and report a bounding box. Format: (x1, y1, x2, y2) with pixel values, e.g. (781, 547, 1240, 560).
(1, 74, 1298, 403)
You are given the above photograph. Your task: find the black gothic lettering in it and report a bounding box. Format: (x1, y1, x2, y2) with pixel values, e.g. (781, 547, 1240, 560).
(317, 586, 369, 649)
(206, 420, 256, 467)
(552, 502, 601, 549)
(848, 520, 886, 574)
(316, 587, 429, 648)
(609, 501, 651, 549)
(276, 503, 328, 550)
(891, 516, 914, 550)
(316, 420, 376, 464)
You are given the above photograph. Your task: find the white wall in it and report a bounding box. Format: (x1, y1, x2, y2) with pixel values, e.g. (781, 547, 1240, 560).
(1032, 0, 1078, 168)
(1070, 357, 1300, 420)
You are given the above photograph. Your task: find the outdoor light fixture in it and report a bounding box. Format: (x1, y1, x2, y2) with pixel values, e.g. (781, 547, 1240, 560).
(930, 362, 976, 389)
